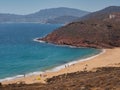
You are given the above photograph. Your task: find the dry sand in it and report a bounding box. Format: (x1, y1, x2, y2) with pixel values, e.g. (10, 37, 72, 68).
(2, 48, 120, 85)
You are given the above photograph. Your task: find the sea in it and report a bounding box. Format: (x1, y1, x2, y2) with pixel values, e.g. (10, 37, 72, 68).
(0, 23, 101, 82)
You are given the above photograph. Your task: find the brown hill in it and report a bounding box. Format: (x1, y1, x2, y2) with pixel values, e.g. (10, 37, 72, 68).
(0, 67, 120, 90)
(39, 12, 120, 48)
(78, 6, 120, 21)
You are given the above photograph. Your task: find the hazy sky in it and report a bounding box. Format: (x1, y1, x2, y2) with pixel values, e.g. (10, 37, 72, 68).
(0, 0, 119, 15)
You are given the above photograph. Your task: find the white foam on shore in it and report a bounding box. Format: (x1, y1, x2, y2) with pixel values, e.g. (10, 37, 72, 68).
(0, 38, 105, 83)
(33, 37, 89, 49)
(0, 71, 44, 82)
(45, 49, 105, 73)
(25, 71, 44, 77)
(0, 75, 24, 82)
(33, 38, 45, 43)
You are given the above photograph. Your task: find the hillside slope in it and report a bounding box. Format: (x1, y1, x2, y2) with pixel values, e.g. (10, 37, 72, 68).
(39, 6, 120, 48)
(78, 6, 120, 21)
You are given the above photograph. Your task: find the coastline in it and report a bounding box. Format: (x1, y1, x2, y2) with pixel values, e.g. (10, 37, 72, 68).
(0, 48, 102, 83)
(1, 39, 103, 84)
(1, 39, 120, 85)
(33, 37, 100, 49)
(0, 50, 102, 83)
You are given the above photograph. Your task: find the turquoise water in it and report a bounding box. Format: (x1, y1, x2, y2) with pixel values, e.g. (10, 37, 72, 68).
(0, 23, 101, 81)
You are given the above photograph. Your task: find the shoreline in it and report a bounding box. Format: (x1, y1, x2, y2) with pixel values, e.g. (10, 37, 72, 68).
(1, 39, 120, 85)
(46, 49, 105, 72)
(33, 37, 101, 49)
(0, 45, 103, 83)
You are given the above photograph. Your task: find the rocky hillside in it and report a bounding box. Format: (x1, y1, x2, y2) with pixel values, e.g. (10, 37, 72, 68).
(39, 7, 120, 48)
(78, 6, 120, 21)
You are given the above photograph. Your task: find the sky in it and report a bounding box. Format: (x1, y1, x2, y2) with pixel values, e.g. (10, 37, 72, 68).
(0, 0, 120, 15)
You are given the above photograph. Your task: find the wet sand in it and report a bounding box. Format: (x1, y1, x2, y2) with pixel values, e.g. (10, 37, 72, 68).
(2, 48, 120, 85)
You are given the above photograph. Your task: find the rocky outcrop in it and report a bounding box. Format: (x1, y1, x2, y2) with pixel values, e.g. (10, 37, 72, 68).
(39, 12, 120, 48)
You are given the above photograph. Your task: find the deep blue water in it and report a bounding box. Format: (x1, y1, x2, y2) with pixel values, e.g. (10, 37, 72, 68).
(0, 23, 101, 81)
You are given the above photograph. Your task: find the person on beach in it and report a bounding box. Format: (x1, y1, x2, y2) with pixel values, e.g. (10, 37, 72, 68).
(40, 74, 42, 77)
(65, 65, 67, 68)
(24, 74, 25, 78)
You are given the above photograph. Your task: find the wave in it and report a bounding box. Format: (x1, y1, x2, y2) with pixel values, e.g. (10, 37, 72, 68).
(33, 37, 45, 43)
(0, 71, 44, 82)
(0, 75, 24, 82)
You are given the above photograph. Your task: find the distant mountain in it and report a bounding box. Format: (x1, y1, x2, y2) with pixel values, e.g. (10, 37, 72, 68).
(0, 7, 89, 23)
(0, 13, 23, 22)
(39, 6, 120, 48)
(46, 16, 79, 24)
(78, 6, 120, 21)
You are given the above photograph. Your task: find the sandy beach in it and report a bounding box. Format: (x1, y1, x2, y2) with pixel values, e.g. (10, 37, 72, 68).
(2, 48, 120, 85)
